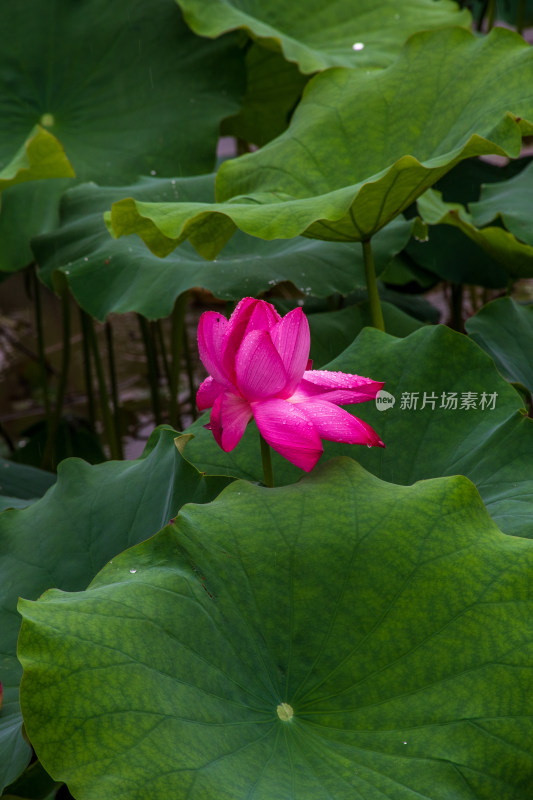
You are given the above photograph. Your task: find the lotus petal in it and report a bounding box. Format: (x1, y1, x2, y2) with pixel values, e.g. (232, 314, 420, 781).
(253, 398, 322, 471)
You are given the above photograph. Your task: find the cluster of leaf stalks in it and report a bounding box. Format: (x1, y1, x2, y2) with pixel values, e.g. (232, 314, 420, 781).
(18, 279, 198, 470)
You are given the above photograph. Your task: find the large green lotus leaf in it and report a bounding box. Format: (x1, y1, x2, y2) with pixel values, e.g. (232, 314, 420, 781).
(0, 0, 243, 271)
(176, 0, 470, 73)
(469, 159, 533, 247)
(0, 427, 229, 792)
(0, 126, 74, 196)
(417, 188, 533, 279)
(466, 297, 533, 394)
(184, 325, 533, 537)
(18, 459, 533, 799)
(34, 176, 415, 321)
(107, 26, 533, 260)
(221, 44, 309, 146)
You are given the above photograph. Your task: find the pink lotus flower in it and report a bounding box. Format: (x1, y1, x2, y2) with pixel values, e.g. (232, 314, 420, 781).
(197, 298, 384, 472)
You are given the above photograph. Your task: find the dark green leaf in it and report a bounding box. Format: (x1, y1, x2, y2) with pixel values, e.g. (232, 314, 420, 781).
(417, 188, 533, 279)
(221, 45, 309, 146)
(2, 760, 60, 800)
(0, 497, 34, 512)
(404, 158, 531, 288)
(0, 459, 55, 500)
(0, 427, 229, 791)
(308, 302, 424, 367)
(0, 1, 243, 184)
(405, 224, 509, 288)
(466, 297, 533, 394)
(0, 180, 71, 272)
(470, 159, 533, 247)
(0, 0, 244, 270)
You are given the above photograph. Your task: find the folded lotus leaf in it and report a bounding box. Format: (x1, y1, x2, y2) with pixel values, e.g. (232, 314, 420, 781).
(108, 27, 533, 260)
(34, 175, 416, 320)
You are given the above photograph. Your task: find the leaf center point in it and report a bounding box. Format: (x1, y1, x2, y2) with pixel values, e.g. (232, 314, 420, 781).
(277, 702, 294, 722)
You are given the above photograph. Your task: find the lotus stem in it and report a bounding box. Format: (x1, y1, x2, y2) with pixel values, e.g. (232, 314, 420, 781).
(450, 283, 464, 332)
(516, 0, 526, 33)
(169, 293, 188, 429)
(486, 0, 496, 30)
(42, 281, 71, 470)
(260, 434, 274, 488)
(0, 420, 15, 454)
(86, 316, 121, 460)
(137, 315, 162, 426)
(79, 309, 96, 431)
(361, 239, 385, 332)
(32, 265, 51, 421)
(155, 320, 172, 388)
(182, 321, 197, 421)
(105, 320, 123, 460)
